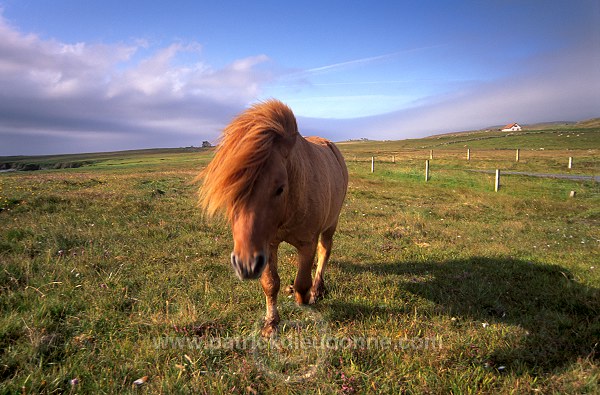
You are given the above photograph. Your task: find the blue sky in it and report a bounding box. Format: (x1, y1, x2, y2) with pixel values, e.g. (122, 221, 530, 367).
(0, 1, 599, 155)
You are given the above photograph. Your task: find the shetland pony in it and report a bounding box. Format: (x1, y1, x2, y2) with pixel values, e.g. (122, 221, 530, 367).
(198, 100, 348, 336)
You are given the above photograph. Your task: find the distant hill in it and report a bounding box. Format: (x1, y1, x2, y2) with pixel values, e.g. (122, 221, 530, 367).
(428, 116, 599, 139)
(0, 147, 206, 171)
(521, 121, 576, 130)
(481, 121, 575, 131)
(575, 117, 600, 128)
(2, 117, 598, 171)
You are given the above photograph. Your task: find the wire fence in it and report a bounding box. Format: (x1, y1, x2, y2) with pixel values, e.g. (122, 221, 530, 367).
(345, 148, 600, 197)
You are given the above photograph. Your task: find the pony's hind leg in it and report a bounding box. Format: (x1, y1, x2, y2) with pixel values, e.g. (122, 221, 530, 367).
(260, 244, 281, 337)
(310, 227, 335, 304)
(293, 241, 318, 305)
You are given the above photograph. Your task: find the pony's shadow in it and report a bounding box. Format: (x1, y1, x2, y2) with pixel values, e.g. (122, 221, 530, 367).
(332, 257, 599, 373)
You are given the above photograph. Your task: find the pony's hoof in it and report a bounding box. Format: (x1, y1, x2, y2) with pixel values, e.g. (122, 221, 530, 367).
(294, 289, 312, 305)
(261, 323, 278, 338)
(285, 283, 294, 295)
(309, 284, 326, 304)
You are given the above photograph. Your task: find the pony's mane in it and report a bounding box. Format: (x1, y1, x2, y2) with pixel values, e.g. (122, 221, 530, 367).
(198, 100, 299, 220)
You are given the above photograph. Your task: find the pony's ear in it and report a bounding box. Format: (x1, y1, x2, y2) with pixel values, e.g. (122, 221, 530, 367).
(276, 131, 297, 158)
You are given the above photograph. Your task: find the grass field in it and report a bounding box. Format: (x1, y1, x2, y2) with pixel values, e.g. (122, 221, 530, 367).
(1, 127, 599, 394)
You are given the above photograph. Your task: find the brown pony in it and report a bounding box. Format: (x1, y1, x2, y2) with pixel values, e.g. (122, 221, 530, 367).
(198, 100, 348, 336)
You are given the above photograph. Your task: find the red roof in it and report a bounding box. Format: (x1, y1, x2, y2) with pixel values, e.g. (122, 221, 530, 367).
(502, 123, 519, 129)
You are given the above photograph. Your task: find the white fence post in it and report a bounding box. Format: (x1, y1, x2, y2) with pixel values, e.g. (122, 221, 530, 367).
(516, 149, 520, 162)
(568, 157, 573, 169)
(495, 169, 500, 192)
(371, 156, 375, 173)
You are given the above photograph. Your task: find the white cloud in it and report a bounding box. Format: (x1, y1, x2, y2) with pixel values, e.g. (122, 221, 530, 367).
(301, 45, 444, 76)
(299, 42, 600, 141)
(0, 13, 273, 155)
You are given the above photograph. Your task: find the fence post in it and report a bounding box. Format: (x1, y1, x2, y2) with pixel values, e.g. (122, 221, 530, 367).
(392, 155, 396, 163)
(568, 157, 573, 169)
(467, 148, 471, 161)
(495, 169, 500, 192)
(425, 160, 430, 182)
(371, 156, 375, 173)
(516, 149, 520, 162)
(430, 150, 433, 160)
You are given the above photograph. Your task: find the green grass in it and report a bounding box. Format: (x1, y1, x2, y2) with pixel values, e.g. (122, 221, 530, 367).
(1, 128, 599, 394)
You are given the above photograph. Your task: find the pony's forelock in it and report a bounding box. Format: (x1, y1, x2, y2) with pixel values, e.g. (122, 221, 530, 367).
(197, 100, 298, 220)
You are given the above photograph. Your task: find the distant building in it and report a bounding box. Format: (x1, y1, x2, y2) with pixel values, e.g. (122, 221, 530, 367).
(202, 141, 212, 148)
(501, 123, 522, 132)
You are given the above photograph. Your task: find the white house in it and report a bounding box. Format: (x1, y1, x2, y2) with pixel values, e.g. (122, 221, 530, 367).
(501, 123, 522, 132)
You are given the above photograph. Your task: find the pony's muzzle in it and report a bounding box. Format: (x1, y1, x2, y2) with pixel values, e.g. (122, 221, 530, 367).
(231, 252, 267, 280)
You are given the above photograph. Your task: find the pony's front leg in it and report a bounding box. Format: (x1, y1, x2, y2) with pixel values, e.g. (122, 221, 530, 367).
(260, 245, 280, 337)
(293, 241, 317, 305)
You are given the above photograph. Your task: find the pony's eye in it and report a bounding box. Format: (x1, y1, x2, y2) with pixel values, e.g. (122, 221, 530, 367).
(275, 186, 285, 196)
